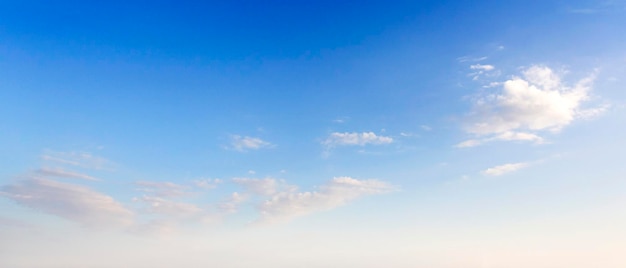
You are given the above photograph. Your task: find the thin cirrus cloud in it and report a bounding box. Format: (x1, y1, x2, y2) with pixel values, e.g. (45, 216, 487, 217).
(0, 178, 134, 228)
(192, 178, 222, 190)
(40, 151, 111, 170)
(469, 63, 498, 80)
(135, 181, 190, 198)
(133, 195, 204, 218)
(232, 177, 294, 196)
(458, 65, 607, 148)
(456, 131, 545, 148)
(481, 162, 529, 176)
(234, 177, 395, 224)
(322, 132, 393, 147)
(230, 135, 272, 152)
(34, 167, 100, 181)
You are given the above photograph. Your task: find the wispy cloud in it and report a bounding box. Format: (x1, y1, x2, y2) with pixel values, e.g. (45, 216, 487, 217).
(322, 132, 393, 147)
(566, 1, 626, 14)
(256, 177, 395, 224)
(332, 116, 350, 123)
(457, 56, 488, 63)
(456, 131, 545, 148)
(192, 178, 222, 190)
(459, 65, 607, 147)
(40, 151, 111, 170)
(230, 135, 272, 152)
(468, 63, 499, 80)
(232, 177, 295, 196)
(135, 181, 190, 198)
(217, 192, 248, 213)
(470, 64, 495, 71)
(0, 178, 134, 228)
(482, 162, 529, 176)
(34, 167, 99, 181)
(133, 196, 204, 218)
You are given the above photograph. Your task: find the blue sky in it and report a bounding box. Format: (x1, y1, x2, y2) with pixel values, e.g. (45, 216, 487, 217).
(1, 1, 626, 267)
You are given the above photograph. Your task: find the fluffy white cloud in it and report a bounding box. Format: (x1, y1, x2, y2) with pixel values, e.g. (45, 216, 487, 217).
(35, 167, 99, 181)
(482, 162, 528, 176)
(257, 177, 395, 224)
(230, 135, 272, 152)
(461, 65, 604, 147)
(0, 178, 134, 228)
(323, 132, 393, 147)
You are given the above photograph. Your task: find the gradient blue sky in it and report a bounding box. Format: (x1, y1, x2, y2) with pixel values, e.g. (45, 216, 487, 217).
(1, 1, 626, 267)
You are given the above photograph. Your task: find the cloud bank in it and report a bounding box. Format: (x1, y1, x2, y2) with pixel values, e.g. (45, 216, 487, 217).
(1, 178, 134, 228)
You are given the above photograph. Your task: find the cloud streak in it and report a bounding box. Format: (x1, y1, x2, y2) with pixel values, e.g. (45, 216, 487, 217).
(40, 151, 111, 170)
(135, 181, 190, 198)
(35, 167, 99, 181)
(482, 162, 528, 176)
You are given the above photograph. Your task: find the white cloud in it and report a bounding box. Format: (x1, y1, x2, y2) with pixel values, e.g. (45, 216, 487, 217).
(456, 131, 544, 148)
(578, 103, 611, 119)
(192, 178, 221, 190)
(332, 116, 350, 123)
(256, 177, 395, 224)
(455, 139, 484, 148)
(482, 162, 528, 176)
(230, 135, 272, 152)
(469, 63, 499, 81)
(494, 131, 544, 143)
(35, 167, 99, 181)
(133, 196, 204, 218)
(135, 181, 190, 198)
(217, 192, 248, 213)
(461, 65, 604, 147)
(457, 56, 488, 63)
(471, 64, 495, 71)
(0, 178, 134, 228)
(322, 132, 393, 147)
(483, 81, 503, 88)
(232, 177, 294, 196)
(40, 151, 111, 170)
